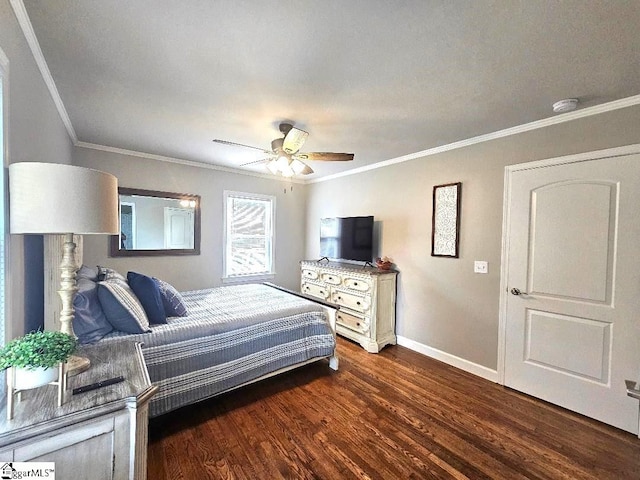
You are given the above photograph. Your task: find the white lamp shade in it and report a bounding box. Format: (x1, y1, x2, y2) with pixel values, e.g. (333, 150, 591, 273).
(9, 162, 119, 234)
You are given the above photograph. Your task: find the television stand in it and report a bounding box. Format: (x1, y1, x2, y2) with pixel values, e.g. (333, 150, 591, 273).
(317, 256, 330, 263)
(362, 261, 375, 269)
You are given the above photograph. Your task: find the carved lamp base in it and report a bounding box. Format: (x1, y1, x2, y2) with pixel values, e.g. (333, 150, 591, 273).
(58, 234, 91, 376)
(67, 355, 91, 376)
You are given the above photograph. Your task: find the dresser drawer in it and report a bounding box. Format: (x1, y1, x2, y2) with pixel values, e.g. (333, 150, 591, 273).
(320, 272, 342, 285)
(343, 276, 370, 292)
(331, 289, 370, 313)
(301, 269, 319, 281)
(336, 310, 369, 334)
(301, 282, 330, 300)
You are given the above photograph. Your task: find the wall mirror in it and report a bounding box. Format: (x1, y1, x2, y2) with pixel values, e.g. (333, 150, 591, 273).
(109, 187, 201, 257)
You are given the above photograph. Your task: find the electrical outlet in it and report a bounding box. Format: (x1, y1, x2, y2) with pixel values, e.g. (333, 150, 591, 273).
(474, 261, 488, 274)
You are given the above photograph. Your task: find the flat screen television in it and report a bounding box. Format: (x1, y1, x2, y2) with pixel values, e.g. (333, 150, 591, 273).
(320, 216, 374, 262)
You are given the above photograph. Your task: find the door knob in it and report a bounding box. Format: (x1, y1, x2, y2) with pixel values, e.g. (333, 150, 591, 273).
(510, 287, 528, 296)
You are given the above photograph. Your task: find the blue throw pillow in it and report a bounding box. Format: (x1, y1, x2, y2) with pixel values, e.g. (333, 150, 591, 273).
(77, 264, 99, 282)
(72, 277, 113, 344)
(127, 271, 167, 324)
(153, 277, 189, 317)
(97, 278, 150, 334)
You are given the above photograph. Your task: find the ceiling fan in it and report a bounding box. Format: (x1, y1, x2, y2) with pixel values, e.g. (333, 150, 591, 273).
(213, 123, 354, 177)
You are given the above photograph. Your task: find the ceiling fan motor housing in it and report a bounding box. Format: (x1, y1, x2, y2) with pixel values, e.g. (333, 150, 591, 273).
(279, 123, 294, 135)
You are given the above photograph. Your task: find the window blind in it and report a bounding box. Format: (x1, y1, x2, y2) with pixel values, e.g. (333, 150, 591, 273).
(225, 193, 274, 277)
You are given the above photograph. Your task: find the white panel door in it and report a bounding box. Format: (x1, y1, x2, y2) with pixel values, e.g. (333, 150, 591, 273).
(504, 153, 640, 434)
(164, 207, 194, 249)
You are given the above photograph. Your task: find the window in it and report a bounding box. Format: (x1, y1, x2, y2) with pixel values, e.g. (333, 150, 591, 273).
(223, 191, 275, 281)
(0, 48, 8, 346)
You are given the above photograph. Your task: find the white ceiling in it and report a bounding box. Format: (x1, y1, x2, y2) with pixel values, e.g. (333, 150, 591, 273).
(20, 0, 640, 179)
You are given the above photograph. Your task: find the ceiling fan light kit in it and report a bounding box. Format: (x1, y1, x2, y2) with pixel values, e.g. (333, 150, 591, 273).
(262, 156, 314, 177)
(276, 155, 294, 177)
(266, 159, 279, 175)
(291, 159, 312, 175)
(213, 122, 354, 177)
(276, 155, 290, 169)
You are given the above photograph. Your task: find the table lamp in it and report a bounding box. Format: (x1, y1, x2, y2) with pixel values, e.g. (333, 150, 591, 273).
(9, 162, 119, 374)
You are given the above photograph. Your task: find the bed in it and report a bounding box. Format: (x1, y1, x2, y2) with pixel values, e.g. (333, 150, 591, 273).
(96, 282, 338, 417)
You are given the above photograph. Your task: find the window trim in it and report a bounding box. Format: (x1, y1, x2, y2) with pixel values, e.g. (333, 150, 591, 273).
(0, 45, 11, 345)
(222, 190, 276, 283)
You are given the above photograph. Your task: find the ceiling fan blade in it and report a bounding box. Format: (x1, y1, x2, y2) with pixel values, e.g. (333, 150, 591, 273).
(300, 164, 314, 175)
(282, 127, 309, 154)
(295, 152, 354, 162)
(240, 157, 273, 167)
(290, 159, 314, 175)
(213, 139, 272, 155)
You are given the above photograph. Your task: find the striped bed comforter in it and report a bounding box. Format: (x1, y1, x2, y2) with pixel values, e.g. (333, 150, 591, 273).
(100, 283, 336, 417)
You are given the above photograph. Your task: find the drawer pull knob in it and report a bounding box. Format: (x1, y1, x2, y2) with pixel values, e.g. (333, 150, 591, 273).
(354, 282, 358, 286)
(357, 301, 361, 305)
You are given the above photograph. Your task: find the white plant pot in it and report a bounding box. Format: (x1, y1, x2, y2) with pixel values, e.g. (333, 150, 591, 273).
(12, 366, 58, 390)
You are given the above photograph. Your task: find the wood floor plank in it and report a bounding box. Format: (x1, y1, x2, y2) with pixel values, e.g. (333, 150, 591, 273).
(149, 337, 640, 479)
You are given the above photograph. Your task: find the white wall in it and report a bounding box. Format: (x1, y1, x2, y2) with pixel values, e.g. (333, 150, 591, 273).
(305, 105, 640, 371)
(1, 0, 74, 337)
(73, 147, 307, 291)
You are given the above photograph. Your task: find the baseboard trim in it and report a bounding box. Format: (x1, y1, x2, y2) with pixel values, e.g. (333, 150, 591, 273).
(396, 335, 499, 383)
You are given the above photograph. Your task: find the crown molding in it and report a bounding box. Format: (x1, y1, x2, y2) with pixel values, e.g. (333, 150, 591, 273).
(10, 0, 77, 144)
(75, 142, 306, 184)
(309, 94, 640, 184)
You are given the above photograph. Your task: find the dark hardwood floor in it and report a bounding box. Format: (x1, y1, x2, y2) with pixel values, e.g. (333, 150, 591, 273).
(148, 337, 640, 479)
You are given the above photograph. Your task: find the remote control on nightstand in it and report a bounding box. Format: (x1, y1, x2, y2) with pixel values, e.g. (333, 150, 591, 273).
(73, 376, 125, 395)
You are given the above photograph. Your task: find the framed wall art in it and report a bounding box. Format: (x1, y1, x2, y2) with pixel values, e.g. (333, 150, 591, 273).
(431, 182, 461, 258)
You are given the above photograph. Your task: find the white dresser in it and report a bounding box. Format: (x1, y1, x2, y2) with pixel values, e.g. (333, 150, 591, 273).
(300, 260, 397, 353)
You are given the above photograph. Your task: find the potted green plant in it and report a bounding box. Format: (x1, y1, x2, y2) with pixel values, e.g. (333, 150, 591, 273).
(0, 331, 77, 390)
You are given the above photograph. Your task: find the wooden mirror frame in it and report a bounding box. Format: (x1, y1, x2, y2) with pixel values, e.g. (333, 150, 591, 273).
(109, 187, 201, 257)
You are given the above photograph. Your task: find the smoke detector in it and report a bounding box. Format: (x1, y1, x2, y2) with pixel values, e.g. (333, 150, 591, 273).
(552, 98, 579, 113)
